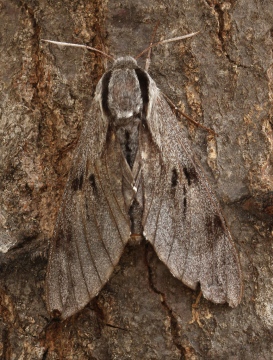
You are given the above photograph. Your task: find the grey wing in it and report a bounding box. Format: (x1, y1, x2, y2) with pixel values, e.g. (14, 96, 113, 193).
(141, 88, 242, 307)
(46, 94, 133, 319)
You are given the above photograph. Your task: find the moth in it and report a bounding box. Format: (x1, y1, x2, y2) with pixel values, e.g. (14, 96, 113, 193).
(44, 34, 242, 320)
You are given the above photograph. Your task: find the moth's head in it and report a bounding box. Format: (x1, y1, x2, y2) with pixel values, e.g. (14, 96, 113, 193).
(111, 56, 138, 70)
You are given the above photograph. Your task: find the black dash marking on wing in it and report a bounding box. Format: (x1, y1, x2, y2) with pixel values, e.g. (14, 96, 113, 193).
(101, 71, 112, 117)
(206, 216, 213, 234)
(213, 214, 225, 233)
(183, 185, 187, 216)
(183, 166, 198, 186)
(71, 172, 84, 191)
(135, 68, 149, 117)
(171, 168, 178, 187)
(89, 173, 97, 193)
(206, 214, 224, 235)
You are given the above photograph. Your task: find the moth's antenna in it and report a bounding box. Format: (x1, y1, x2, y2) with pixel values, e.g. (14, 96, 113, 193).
(41, 39, 114, 61)
(135, 31, 199, 60)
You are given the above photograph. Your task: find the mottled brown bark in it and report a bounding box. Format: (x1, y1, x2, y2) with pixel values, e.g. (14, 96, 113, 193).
(0, 0, 273, 359)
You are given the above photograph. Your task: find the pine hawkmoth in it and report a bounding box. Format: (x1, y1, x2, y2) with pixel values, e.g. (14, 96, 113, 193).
(43, 35, 242, 320)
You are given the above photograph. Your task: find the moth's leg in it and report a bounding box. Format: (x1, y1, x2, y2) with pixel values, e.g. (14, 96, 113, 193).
(145, 22, 160, 71)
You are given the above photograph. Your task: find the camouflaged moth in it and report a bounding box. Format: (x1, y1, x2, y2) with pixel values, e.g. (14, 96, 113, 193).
(43, 34, 242, 319)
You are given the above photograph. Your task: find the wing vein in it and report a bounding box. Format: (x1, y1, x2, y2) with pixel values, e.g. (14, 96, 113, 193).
(93, 161, 125, 253)
(82, 197, 104, 284)
(102, 151, 129, 244)
(142, 168, 159, 229)
(152, 168, 166, 245)
(72, 209, 91, 295)
(90, 168, 115, 266)
(64, 230, 80, 312)
(181, 185, 192, 281)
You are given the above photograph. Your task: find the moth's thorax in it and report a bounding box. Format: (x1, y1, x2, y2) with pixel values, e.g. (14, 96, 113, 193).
(100, 56, 150, 168)
(108, 67, 143, 123)
(100, 56, 149, 127)
(104, 57, 143, 124)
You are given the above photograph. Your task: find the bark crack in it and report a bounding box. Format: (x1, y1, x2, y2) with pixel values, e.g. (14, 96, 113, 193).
(21, 2, 43, 106)
(145, 246, 189, 359)
(214, 3, 226, 53)
(203, 0, 252, 69)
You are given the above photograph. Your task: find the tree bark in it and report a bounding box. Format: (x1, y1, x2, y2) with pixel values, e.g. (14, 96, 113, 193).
(1, 0, 273, 358)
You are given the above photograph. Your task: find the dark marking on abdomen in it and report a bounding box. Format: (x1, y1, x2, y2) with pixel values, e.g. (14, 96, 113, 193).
(129, 199, 143, 235)
(124, 130, 133, 168)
